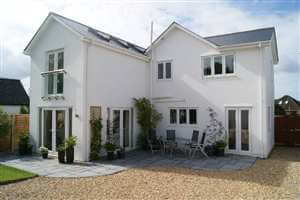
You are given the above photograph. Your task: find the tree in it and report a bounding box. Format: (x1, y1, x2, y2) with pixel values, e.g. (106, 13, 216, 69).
(133, 97, 162, 149)
(275, 104, 286, 116)
(20, 106, 29, 114)
(0, 108, 10, 138)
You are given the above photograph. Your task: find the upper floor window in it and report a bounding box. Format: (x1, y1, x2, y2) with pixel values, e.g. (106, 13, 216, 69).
(43, 50, 65, 97)
(202, 54, 235, 77)
(158, 61, 172, 80)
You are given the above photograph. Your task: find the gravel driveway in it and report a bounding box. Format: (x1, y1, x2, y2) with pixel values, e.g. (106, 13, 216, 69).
(0, 147, 299, 200)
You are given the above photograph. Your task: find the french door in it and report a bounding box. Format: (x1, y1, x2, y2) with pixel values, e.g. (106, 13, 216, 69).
(41, 108, 69, 152)
(226, 107, 251, 153)
(111, 108, 132, 150)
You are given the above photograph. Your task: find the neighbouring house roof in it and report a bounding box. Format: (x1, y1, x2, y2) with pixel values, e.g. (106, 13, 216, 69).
(0, 78, 29, 106)
(204, 27, 275, 46)
(275, 95, 300, 111)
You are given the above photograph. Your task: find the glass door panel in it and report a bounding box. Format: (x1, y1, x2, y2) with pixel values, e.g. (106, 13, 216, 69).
(113, 110, 120, 147)
(56, 110, 65, 151)
(241, 110, 250, 151)
(228, 110, 237, 150)
(123, 110, 130, 147)
(43, 110, 53, 150)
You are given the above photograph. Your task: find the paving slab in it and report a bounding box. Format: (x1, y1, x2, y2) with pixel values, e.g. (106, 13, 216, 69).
(0, 151, 256, 177)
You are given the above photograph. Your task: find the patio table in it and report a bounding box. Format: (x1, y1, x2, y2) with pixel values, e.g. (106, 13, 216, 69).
(161, 137, 191, 158)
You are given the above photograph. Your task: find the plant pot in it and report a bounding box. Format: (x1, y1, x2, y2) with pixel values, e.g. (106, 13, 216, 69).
(107, 151, 114, 160)
(42, 153, 48, 159)
(117, 150, 125, 159)
(58, 150, 65, 163)
(215, 148, 225, 157)
(66, 147, 74, 164)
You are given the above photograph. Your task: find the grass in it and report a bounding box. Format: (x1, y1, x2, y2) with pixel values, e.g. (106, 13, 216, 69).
(0, 164, 37, 185)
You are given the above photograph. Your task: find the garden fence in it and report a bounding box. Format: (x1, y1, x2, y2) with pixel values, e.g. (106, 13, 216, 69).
(0, 114, 29, 152)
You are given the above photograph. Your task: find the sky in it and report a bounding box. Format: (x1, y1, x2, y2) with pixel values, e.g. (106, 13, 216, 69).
(0, 0, 299, 99)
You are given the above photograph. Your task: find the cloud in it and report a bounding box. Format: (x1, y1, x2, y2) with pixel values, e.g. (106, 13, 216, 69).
(0, 0, 299, 98)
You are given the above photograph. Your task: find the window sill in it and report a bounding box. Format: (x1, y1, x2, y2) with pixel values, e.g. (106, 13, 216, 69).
(42, 94, 65, 101)
(168, 124, 199, 128)
(203, 74, 237, 80)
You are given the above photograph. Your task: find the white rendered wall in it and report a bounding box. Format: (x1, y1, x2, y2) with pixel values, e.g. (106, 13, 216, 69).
(85, 43, 149, 160)
(262, 46, 275, 157)
(151, 28, 266, 157)
(0, 105, 21, 114)
(29, 19, 85, 161)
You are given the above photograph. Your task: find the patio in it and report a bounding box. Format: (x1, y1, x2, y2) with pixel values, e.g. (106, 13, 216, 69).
(0, 151, 256, 178)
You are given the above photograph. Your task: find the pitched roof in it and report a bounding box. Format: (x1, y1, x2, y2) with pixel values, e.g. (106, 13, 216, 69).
(24, 12, 146, 55)
(275, 95, 300, 111)
(24, 12, 278, 62)
(0, 78, 29, 106)
(204, 27, 275, 46)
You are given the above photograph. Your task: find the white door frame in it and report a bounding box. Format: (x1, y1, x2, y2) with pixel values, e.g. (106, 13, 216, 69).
(225, 107, 252, 154)
(110, 108, 132, 150)
(41, 107, 69, 152)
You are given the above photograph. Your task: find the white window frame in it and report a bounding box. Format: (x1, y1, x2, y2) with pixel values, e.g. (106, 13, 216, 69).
(157, 60, 172, 81)
(43, 49, 65, 97)
(168, 107, 199, 126)
(202, 54, 236, 78)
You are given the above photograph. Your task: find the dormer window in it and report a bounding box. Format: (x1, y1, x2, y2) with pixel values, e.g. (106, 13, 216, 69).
(157, 61, 172, 80)
(41, 49, 66, 99)
(202, 54, 235, 77)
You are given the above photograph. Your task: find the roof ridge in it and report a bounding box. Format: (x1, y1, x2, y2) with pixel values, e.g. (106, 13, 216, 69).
(204, 27, 275, 39)
(49, 12, 146, 50)
(0, 78, 20, 81)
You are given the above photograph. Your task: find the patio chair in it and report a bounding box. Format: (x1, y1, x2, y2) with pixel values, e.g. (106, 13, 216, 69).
(185, 130, 200, 157)
(147, 129, 163, 154)
(191, 132, 208, 158)
(165, 130, 177, 156)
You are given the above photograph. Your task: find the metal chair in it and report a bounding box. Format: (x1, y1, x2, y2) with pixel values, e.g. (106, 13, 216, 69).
(165, 130, 177, 156)
(147, 129, 163, 154)
(191, 132, 208, 158)
(185, 130, 200, 157)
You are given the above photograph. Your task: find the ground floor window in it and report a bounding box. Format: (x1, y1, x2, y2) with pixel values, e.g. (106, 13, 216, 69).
(169, 108, 198, 125)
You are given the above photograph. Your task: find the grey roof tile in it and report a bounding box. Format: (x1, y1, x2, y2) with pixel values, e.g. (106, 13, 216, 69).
(204, 27, 275, 46)
(51, 12, 146, 55)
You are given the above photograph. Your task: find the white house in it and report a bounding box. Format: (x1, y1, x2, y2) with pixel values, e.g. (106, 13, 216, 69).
(24, 12, 278, 161)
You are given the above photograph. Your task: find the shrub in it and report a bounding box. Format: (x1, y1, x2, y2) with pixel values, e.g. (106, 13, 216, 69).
(20, 106, 29, 114)
(19, 133, 32, 155)
(0, 108, 10, 138)
(104, 142, 116, 152)
(133, 98, 162, 150)
(90, 118, 102, 160)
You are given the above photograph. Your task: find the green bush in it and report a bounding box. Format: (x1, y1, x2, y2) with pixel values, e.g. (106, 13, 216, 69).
(133, 97, 162, 150)
(19, 133, 32, 155)
(90, 118, 102, 160)
(104, 142, 116, 152)
(0, 108, 10, 138)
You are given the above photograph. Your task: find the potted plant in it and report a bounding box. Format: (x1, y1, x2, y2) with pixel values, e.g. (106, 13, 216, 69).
(204, 144, 217, 157)
(57, 145, 66, 163)
(104, 142, 116, 160)
(40, 147, 48, 159)
(117, 147, 125, 159)
(215, 140, 227, 156)
(65, 136, 77, 164)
